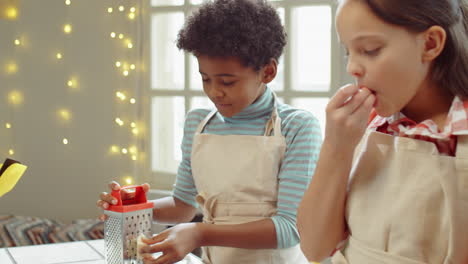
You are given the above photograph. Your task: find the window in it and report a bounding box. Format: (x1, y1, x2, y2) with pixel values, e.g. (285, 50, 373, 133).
(144, 0, 347, 190)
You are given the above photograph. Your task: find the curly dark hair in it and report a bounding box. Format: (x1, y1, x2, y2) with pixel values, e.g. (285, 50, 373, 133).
(176, 0, 287, 71)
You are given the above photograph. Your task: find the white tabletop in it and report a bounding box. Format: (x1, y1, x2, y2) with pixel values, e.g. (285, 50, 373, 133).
(1, 240, 202, 264)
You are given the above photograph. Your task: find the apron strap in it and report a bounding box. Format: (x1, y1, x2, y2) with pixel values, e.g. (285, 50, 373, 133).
(264, 93, 283, 137)
(456, 135, 468, 158)
(195, 110, 218, 134)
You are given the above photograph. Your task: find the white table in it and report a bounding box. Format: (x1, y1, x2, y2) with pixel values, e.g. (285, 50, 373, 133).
(0, 240, 202, 264)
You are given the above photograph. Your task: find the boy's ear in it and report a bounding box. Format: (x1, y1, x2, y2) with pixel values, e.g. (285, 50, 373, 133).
(421, 25, 446, 62)
(261, 59, 278, 84)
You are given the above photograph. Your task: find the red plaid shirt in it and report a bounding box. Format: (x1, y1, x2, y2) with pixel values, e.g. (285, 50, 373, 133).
(368, 97, 468, 156)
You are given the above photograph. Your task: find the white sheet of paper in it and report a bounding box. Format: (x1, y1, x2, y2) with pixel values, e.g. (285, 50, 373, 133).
(86, 240, 105, 256)
(0, 248, 14, 264)
(8, 241, 102, 264)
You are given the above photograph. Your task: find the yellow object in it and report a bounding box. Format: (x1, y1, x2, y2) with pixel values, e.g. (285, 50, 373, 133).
(0, 162, 27, 197)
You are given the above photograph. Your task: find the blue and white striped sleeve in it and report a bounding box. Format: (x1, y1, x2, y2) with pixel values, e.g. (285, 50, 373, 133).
(271, 110, 322, 248)
(172, 109, 209, 208)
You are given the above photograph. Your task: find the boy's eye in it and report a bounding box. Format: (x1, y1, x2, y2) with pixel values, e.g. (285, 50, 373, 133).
(221, 81, 236, 86)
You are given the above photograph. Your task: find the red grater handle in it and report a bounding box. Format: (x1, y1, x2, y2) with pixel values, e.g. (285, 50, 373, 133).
(110, 185, 148, 206)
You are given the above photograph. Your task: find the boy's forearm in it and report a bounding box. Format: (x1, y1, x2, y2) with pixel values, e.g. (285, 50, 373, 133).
(198, 219, 277, 249)
(152, 196, 197, 225)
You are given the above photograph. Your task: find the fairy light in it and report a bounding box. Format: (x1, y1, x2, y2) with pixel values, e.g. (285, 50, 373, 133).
(130, 64, 136, 70)
(56, 53, 63, 59)
(127, 42, 133, 49)
(129, 146, 137, 154)
(58, 109, 72, 121)
(63, 138, 69, 145)
(128, 13, 136, 20)
(8, 149, 14, 155)
(130, 7, 136, 13)
(8, 90, 24, 105)
(130, 122, 136, 128)
(121, 148, 128, 154)
(5, 62, 18, 74)
(130, 98, 136, 104)
(132, 128, 139, 135)
(116, 91, 127, 101)
(14, 39, 20, 46)
(115, 61, 121, 67)
(118, 5, 125, 12)
(65, 0, 71, 6)
(131, 155, 137, 161)
(115, 118, 124, 126)
(118, 33, 124, 39)
(110, 145, 120, 154)
(5, 123, 11, 129)
(123, 70, 129, 76)
(124, 176, 133, 185)
(63, 24, 72, 34)
(110, 32, 116, 38)
(5, 6, 18, 20)
(107, 7, 113, 13)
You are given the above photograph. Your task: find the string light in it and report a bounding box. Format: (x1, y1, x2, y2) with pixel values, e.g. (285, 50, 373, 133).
(58, 109, 72, 121)
(14, 39, 21, 46)
(5, 62, 18, 74)
(124, 176, 133, 185)
(5, 6, 18, 20)
(63, 138, 69, 145)
(56, 53, 63, 59)
(8, 90, 24, 105)
(128, 13, 136, 20)
(131, 155, 137, 161)
(129, 146, 137, 154)
(67, 78, 78, 89)
(123, 70, 129, 76)
(115, 118, 124, 126)
(8, 149, 14, 156)
(118, 6, 125, 12)
(110, 145, 120, 154)
(132, 128, 139, 135)
(115, 61, 121, 67)
(5, 123, 11, 129)
(116, 91, 126, 101)
(65, 0, 71, 6)
(130, 122, 136, 128)
(130, 7, 136, 13)
(110, 32, 116, 38)
(107, 7, 113, 13)
(130, 98, 136, 104)
(118, 33, 124, 39)
(130, 64, 136, 70)
(63, 24, 72, 34)
(121, 148, 128, 154)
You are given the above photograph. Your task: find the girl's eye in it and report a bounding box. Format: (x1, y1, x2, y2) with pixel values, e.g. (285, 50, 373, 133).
(202, 79, 210, 83)
(363, 47, 381, 56)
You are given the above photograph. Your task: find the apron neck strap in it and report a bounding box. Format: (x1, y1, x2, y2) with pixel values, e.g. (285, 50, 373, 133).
(195, 92, 282, 137)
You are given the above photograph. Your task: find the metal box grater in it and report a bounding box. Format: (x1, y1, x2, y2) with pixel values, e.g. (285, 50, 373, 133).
(104, 185, 153, 264)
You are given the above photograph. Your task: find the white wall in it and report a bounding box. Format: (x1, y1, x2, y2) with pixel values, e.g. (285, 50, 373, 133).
(0, 0, 146, 223)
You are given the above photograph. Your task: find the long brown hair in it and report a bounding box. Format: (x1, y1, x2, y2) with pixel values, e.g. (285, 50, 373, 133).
(348, 0, 468, 98)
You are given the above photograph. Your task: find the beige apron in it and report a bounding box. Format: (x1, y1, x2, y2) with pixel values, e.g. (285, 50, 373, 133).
(191, 102, 309, 264)
(331, 131, 468, 264)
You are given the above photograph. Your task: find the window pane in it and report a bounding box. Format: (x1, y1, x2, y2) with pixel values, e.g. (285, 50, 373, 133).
(151, 13, 185, 90)
(151, 0, 184, 6)
(290, 97, 328, 135)
(291, 6, 331, 92)
(190, 0, 204, 4)
(189, 56, 203, 90)
(151, 97, 185, 173)
(191, 97, 214, 110)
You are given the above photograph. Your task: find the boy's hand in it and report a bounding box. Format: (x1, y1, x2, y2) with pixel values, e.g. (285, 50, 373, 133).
(96, 181, 151, 221)
(140, 223, 203, 264)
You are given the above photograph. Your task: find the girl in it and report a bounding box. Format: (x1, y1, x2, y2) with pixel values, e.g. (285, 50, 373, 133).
(97, 0, 321, 263)
(297, 0, 468, 263)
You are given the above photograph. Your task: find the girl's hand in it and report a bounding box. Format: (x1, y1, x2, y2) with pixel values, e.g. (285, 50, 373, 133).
(140, 223, 204, 264)
(324, 84, 375, 150)
(96, 181, 151, 221)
